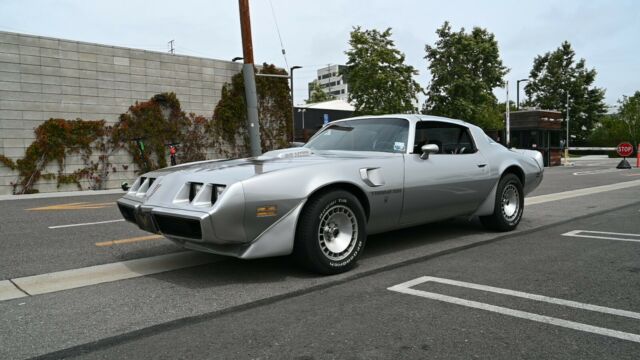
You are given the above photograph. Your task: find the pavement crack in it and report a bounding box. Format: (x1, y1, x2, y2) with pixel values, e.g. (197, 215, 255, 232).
(9, 279, 31, 296)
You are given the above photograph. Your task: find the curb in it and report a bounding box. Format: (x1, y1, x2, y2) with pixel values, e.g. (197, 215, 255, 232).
(0, 188, 124, 201)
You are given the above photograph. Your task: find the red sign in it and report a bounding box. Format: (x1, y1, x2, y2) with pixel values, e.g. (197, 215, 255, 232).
(617, 142, 634, 157)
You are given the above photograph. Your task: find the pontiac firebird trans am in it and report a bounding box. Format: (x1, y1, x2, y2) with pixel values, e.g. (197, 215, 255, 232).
(117, 115, 544, 274)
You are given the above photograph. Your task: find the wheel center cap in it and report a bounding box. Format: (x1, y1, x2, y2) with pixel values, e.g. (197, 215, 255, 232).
(324, 224, 340, 240)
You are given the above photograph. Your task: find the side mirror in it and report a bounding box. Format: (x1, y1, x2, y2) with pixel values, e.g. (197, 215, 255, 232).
(121, 182, 130, 191)
(420, 144, 439, 160)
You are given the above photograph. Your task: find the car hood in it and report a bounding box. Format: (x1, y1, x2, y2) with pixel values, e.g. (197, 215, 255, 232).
(143, 147, 398, 185)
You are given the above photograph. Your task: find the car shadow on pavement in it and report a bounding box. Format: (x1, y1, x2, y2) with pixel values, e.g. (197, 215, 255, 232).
(362, 217, 483, 259)
(141, 217, 488, 290)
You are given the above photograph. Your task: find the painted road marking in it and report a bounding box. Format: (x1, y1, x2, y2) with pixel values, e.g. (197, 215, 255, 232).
(95, 234, 164, 247)
(0, 252, 220, 301)
(389, 276, 640, 343)
(525, 179, 640, 206)
(48, 219, 125, 229)
(0, 280, 27, 301)
(562, 230, 640, 243)
(26, 201, 114, 211)
(572, 169, 626, 176)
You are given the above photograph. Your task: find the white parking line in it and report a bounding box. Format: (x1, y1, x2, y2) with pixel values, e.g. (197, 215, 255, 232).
(0, 280, 27, 301)
(48, 219, 125, 229)
(0, 252, 220, 302)
(562, 230, 640, 243)
(525, 179, 640, 206)
(389, 276, 640, 344)
(572, 169, 626, 176)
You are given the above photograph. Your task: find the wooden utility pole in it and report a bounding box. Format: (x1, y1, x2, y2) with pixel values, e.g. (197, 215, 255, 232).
(239, 0, 254, 64)
(238, 0, 262, 156)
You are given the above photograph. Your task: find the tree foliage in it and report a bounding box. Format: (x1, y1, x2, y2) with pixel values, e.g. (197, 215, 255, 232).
(306, 81, 335, 104)
(343, 27, 422, 115)
(0, 118, 109, 193)
(524, 41, 606, 144)
(211, 63, 291, 158)
(423, 22, 508, 130)
(0, 92, 212, 194)
(617, 91, 640, 147)
(113, 92, 189, 171)
(590, 91, 640, 147)
(588, 114, 627, 147)
(178, 113, 210, 163)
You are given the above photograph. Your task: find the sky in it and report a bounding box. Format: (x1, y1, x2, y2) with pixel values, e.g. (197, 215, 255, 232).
(1, 0, 638, 109)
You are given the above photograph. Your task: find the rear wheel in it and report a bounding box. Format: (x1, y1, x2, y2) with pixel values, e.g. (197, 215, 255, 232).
(294, 190, 366, 275)
(480, 173, 524, 231)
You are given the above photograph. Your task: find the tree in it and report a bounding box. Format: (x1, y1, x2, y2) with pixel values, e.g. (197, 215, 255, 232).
(423, 22, 508, 130)
(113, 92, 189, 171)
(306, 81, 335, 104)
(617, 91, 640, 147)
(524, 41, 606, 144)
(343, 27, 422, 115)
(588, 114, 627, 147)
(211, 63, 291, 158)
(178, 113, 209, 163)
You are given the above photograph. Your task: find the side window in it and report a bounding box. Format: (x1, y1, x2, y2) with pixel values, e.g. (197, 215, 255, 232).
(413, 122, 477, 155)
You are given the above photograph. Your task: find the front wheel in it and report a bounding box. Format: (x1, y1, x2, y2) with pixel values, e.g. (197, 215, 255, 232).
(293, 190, 366, 275)
(480, 173, 524, 232)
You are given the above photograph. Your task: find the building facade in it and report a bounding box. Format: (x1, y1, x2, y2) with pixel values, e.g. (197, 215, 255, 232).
(0, 31, 242, 195)
(509, 110, 564, 166)
(294, 100, 354, 142)
(307, 64, 349, 101)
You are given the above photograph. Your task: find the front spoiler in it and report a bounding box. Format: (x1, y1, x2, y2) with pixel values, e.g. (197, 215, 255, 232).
(116, 198, 304, 259)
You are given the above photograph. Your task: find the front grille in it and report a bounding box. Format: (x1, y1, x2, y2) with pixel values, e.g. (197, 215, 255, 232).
(118, 203, 136, 222)
(153, 214, 202, 240)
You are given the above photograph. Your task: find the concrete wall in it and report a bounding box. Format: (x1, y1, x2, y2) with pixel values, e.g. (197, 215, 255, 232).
(0, 31, 242, 195)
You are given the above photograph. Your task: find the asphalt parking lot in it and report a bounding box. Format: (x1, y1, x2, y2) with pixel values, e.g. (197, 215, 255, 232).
(1, 158, 640, 359)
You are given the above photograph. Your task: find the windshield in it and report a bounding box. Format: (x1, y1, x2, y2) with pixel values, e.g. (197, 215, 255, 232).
(304, 118, 409, 153)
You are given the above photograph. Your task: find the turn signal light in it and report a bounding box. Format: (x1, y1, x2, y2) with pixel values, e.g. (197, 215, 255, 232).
(256, 205, 277, 217)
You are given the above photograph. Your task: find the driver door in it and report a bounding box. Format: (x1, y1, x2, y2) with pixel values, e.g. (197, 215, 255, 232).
(401, 121, 493, 225)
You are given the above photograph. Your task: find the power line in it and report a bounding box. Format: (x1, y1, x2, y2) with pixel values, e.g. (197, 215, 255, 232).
(267, 0, 288, 70)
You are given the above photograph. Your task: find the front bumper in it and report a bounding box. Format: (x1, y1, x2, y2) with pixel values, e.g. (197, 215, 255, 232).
(117, 198, 211, 243)
(116, 197, 303, 259)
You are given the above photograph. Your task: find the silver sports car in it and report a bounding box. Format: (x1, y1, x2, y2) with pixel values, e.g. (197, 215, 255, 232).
(117, 115, 543, 274)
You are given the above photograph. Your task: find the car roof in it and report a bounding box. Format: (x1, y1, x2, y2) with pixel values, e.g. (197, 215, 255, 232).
(334, 114, 475, 128)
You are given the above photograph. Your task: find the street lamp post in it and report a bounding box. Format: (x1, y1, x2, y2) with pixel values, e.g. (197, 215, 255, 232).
(290, 66, 302, 142)
(565, 92, 570, 166)
(505, 80, 510, 147)
(516, 79, 528, 110)
(298, 108, 306, 141)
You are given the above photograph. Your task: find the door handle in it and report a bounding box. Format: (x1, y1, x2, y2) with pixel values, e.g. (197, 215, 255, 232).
(477, 163, 487, 168)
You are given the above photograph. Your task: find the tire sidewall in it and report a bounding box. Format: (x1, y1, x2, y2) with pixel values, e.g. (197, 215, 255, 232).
(299, 191, 366, 273)
(496, 174, 524, 229)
